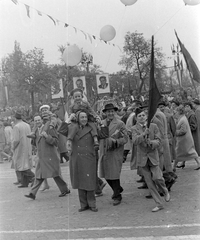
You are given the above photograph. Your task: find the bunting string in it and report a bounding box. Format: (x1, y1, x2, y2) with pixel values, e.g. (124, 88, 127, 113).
(10, 0, 121, 50)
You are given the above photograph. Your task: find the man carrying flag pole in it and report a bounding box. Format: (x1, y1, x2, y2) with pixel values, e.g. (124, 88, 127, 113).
(131, 36, 170, 212)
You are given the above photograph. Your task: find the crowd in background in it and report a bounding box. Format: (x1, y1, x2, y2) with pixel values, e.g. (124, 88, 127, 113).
(0, 85, 200, 212)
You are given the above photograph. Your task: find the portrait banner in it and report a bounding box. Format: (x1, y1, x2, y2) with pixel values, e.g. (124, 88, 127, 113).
(51, 79, 64, 99)
(96, 74, 110, 94)
(73, 76, 87, 100)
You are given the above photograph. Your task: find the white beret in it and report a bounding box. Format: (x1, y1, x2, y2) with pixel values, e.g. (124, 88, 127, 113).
(39, 105, 50, 111)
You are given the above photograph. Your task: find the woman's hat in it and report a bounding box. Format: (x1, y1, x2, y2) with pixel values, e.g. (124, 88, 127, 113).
(102, 103, 118, 113)
(70, 88, 83, 97)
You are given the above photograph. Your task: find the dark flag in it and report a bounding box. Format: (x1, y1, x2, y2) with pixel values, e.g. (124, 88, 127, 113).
(175, 30, 200, 83)
(147, 36, 162, 127)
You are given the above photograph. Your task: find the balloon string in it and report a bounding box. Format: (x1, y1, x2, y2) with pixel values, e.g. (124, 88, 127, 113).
(104, 6, 127, 72)
(153, 5, 184, 36)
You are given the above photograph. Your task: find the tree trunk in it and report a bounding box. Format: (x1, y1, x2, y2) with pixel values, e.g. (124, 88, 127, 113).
(139, 79, 144, 94)
(30, 91, 35, 114)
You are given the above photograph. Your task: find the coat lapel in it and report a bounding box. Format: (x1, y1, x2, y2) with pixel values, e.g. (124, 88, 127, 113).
(109, 117, 118, 135)
(78, 125, 92, 139)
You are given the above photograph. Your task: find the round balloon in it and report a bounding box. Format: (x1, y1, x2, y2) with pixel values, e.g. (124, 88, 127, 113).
(100, 25, 116, 41)
(62, 45, 82, 66)
(183, 0, 200, 5)
(120, 0, 137, 6)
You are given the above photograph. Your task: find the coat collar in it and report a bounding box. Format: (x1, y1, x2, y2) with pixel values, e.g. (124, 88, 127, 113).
(77, 124, 92, 139)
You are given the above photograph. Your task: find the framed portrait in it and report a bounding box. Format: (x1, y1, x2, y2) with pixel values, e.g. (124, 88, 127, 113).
(51, 79, 64, 99)
(96, 74, 110, 94)
(73, 76, 87, 99)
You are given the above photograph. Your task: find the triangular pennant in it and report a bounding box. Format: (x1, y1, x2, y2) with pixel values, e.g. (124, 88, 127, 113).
(64, 23, 69, 28)
(104, 40, 107, 44)
(25, 4, 30, 18)
(73, 27, 77, 33)
(37, 10, 42, 16)
(47, 15, 56, 26)
(11, 0, 18, 4)
(81, 30, 87, 40)
(88, 34, 93, 44)
(92, 35, 96, 40)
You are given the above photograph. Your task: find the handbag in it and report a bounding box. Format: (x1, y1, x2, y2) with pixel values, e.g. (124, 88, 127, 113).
(58, 121, 69, 137)
(97, 125, 109, 139)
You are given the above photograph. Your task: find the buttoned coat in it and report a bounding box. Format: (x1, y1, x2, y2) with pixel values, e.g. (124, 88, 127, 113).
(69, 124, 97, 190)
(34, 122, 61, 179)
(131, 123, 161, 167)
(99, 117, 128, 179)
(175, 115, 198, 162)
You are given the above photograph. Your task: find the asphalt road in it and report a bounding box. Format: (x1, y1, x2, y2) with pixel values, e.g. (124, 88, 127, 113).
(0, 157, 200, 240)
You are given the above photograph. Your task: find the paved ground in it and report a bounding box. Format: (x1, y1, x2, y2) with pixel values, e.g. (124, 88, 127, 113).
(0, 157, 200, 240)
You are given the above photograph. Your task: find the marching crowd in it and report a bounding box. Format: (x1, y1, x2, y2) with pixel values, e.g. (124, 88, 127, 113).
(0, 87, 200, 213)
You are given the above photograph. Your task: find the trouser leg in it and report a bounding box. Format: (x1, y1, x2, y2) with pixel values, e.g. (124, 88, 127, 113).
(86, 190, 96, 208)
(78, 189, 88, 208)
(30, 178, 44, 196)
(21, 169, 35, 186)
(111, 179, 122, 201)
(151, 166, 168, 196)
(53, 176, 69, 193)
(141, 165, 163, 207)
(16, 170, 22, 183)
(106, 179, 122, 201)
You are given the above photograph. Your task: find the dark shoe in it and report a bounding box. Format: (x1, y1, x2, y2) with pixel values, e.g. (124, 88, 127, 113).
(25, 193, 35, 200)
(18, 185, 28, 188)
(59, 189, 70, 197)
(145, 194, 153, 199)
(194, 166, 200, 170)
(78, 206, 89, 212)
(90, 207, 98, 212)
(176, 163, 185, 169)
(99, 182, 107, 191)
(137, 177, 144, 183)
(113, 199, 121, 206)
(13, 182, 20, 185)
(111, 187, 123, 199)
(138, 184, 148, 189)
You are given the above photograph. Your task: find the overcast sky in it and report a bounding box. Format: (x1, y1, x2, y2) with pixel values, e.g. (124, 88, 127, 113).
(0, 0, 200, 74)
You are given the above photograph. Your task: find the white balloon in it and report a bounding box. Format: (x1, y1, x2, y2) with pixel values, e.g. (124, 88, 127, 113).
(183, 0, 200, 5)
(100, 25, 116, 42)
(120, 0, 137, 6)
(62, 45, 82, 67)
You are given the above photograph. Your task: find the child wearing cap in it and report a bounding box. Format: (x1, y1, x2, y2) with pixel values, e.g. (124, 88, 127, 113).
(66, 88, 101, 153)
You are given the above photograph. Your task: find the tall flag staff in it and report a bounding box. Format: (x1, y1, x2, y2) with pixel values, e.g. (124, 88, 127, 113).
(147, 35, 162, 127)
